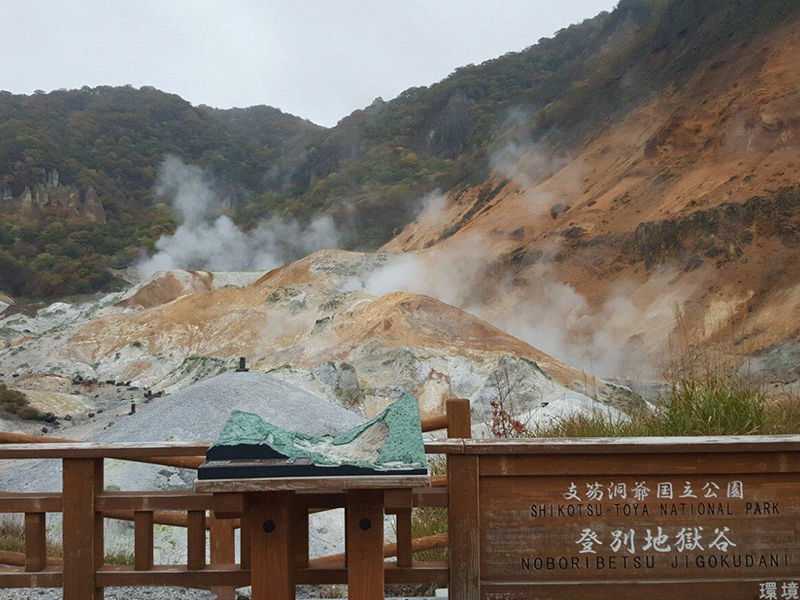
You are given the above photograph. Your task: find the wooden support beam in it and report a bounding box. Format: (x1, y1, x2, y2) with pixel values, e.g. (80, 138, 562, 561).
(250, 491, 294, 600)
(395, 508, 413, 569)
(446, 398, 472, 439)
(209, 516, 237, 600)
(420, 413, 449, 433)
(447, 453, 479, 600)
(186, 510, 206, 570)
(23, 513, 47, 573)
(346, 489, 384, 600)
(310, 532, 448, 567)
(133, 511, 154, 571)
(62, 458, 103, 600)
(390, 488, 413, 569)
(292, 505, 309, 569)
(240, 506, 252, 570)
(104, 508, 190, 529)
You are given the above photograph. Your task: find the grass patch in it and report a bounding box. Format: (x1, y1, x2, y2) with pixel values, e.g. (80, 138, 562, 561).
(0, 517, 62, 559)
(409, 456, 448, 562)
(0, 515, 134, 565)
(385, 457, 448, 597)
(534, 305, 800, 439)
(532, 379, 800, 438)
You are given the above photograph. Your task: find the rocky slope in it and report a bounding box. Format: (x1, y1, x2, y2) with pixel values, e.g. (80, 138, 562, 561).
(0, 259, 639, 563)
(382, 10, 800, 379)
(0, 253, 641, 441)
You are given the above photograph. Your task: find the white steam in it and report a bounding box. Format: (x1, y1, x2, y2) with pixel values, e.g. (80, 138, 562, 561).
(347, 238, 690, 379)
(416, 189, 448, 224)
(489, 107, 572, 191)
(137, 156, 341, 276)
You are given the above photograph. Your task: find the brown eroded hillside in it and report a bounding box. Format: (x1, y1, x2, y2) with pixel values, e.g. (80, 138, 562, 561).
(383, 13, 800, 376)
(5, 251, 631, 425)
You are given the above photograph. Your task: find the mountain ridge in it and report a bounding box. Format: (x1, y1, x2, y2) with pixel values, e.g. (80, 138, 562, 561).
(1, 0, 798, 301)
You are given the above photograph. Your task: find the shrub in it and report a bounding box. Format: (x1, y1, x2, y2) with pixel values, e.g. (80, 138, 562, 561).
(0, 384, 41, 420)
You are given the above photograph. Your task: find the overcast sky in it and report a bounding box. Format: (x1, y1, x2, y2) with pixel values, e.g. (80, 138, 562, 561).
(2, 0, 618, 127)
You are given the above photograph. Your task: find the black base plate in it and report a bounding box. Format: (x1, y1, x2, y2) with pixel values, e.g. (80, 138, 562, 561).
(197, 458, 428, 480)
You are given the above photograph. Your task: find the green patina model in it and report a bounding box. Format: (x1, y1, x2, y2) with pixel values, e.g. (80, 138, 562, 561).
(204, 394, 427, 476)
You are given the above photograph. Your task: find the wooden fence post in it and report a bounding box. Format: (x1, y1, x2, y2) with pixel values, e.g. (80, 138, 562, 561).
(292, 505, 309, 569)
(134, 511, 154, 571)
(187, 510, 206, 570)
(395, 508, 413, 568)
(251, 491, 294, 600)
(209, 516, 237, 600)
(447, 399, 478, 599)
(446, 399, 472, 439)
(62, 458, 103, 600)
(24, 512, 47, 572)
(346, 489, 384, 600)
(448, 452, 479, 600)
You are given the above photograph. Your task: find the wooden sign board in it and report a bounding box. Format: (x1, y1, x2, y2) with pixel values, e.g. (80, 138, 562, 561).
(445, 438, 800, 600)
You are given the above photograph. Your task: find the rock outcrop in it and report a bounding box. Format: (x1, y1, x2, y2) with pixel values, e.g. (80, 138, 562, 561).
(426, 89, 475, 159)
(0, 290, 12, 315)
(0, 170, 106, 223)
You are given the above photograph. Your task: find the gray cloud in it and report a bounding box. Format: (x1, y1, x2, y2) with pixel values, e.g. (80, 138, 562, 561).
(2, 0, 617, 126)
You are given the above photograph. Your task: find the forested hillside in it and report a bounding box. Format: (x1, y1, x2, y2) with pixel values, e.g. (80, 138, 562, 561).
(0, 0, 796, 297)
(0, 87, 320, 296)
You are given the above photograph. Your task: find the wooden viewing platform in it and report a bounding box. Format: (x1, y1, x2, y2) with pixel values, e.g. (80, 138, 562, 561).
(1, 401, 800, 599)
(0, 399, 470, 600)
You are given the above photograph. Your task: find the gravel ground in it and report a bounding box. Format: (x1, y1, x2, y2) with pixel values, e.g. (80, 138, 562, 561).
(0, 588, 216, 599)
(0, 591, 440, 599)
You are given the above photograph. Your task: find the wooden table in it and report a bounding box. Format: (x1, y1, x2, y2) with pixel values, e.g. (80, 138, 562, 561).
(195, 475, 430, 600)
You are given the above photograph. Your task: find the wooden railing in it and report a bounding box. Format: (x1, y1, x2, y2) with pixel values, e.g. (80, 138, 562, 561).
(0, 398, 471, 598)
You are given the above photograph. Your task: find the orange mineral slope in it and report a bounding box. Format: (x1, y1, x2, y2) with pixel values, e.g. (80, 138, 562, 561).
(385, 15, 800, 364)
(65, 250, 641, 412)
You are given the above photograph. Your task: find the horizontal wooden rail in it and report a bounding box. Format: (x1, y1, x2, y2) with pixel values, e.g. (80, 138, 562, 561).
(0, 488, 444, 524)
(97, 490, 216, 512)
(0, 566, 63, 589)
(105, 509, 197, 529)
(0, 550, 63, 568)
(420, 413, 449, 433)
(0, 491, 232, 530)
(0, 441, 209, 460)
(91, 561, 449, 587)
(0, 492, 61, 513)
(311, 533, 448, 567)
(1, 554, 450, 584)
(0, 432, 204, 469)
(425, 434, 800, 455)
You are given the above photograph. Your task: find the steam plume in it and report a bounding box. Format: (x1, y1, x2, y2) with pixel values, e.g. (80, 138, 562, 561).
(136, 156, 341, 276)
